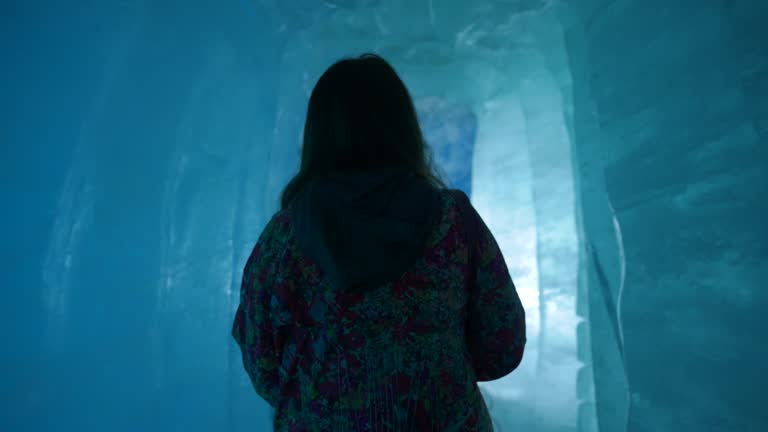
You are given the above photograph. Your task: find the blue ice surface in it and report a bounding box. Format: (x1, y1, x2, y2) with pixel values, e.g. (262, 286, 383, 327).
(3, 1, 766, 431)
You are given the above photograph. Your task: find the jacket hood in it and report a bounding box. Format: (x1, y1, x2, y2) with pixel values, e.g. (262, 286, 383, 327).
(290, 166, 440, 292)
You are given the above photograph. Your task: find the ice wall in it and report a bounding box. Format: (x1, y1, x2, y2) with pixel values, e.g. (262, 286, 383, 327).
(4, 2, 287, 430)
(563, 1, 768, 431)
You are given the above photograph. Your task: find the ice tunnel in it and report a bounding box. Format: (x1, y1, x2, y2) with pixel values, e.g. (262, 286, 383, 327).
(3, 1, 767, 431)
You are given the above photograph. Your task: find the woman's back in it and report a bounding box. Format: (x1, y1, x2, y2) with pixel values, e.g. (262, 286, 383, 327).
(232, 177, 526, 431)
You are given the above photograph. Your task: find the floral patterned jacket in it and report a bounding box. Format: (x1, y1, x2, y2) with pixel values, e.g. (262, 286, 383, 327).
(232, 189, 526, 431)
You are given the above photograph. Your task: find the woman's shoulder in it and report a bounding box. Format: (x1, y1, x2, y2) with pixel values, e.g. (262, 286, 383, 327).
(253, 209, 292, 252)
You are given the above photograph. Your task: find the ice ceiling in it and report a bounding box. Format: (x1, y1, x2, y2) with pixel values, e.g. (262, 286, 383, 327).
(3, 1, 766, 431)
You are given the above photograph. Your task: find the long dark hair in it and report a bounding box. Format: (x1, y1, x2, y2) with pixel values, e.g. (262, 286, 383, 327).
(280, 53, 447, 210)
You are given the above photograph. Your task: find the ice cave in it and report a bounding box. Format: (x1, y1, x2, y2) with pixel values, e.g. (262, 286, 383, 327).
(3, 1, 766, 431)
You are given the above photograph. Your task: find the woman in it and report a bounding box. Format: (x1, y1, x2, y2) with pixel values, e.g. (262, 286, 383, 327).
(232, 53, 526, 431)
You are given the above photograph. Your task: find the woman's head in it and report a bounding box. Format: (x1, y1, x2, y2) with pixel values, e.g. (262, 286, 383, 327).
(280, 53, 446, 209)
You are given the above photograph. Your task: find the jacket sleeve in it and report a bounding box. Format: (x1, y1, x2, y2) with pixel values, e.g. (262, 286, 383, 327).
(464, 202, 527, 382)
(231, 216, 283, 408)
